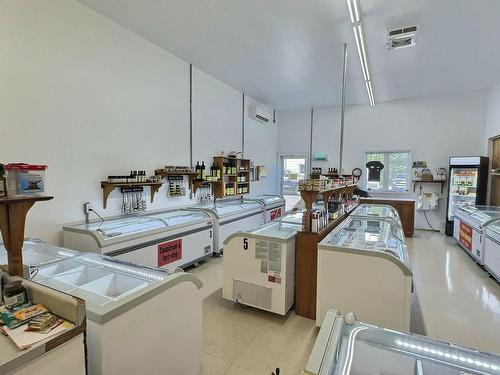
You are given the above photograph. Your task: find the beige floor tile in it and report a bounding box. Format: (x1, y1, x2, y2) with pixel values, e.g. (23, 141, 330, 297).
(225, 365, 266, 375)
(203, 352, 232, 375)
(205, 334, 254, 363)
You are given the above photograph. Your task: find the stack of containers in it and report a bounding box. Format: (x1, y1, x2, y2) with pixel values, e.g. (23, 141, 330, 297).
(5, 163, 47, 197)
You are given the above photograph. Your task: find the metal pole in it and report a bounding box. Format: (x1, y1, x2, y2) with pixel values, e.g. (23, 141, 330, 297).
(189, 64, 193, 169)
(242, 94, 245, 157)
(309, 108, 314, 175)
(339, 43, 348, 175)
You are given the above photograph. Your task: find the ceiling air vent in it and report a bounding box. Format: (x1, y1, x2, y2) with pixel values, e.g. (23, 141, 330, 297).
(386, 25, 418, 50)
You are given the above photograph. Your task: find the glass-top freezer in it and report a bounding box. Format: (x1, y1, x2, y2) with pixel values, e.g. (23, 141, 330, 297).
(279, 210, 304, 225)
(322, 217, 409, 267)
(248, 221, 301, 240)
(191, 199, 263, 219)
(456, 205, 500, 226)
(312, 311, 500, 375)
(351, 204, 400, 223)
(146, 209, 210, 226)
(70, 216, 168, 239)
(247, 195, 285, 207)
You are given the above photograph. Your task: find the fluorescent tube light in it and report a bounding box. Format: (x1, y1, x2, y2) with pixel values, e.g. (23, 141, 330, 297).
(347, 0, 375, 106)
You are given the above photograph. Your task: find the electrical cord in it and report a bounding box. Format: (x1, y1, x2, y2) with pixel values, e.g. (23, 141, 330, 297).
(89, 208, 105, 222)
(235, 298, 249, 309)
(422, 210, 437, 232)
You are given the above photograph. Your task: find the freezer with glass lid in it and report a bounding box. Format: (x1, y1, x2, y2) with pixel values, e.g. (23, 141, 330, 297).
(246, 194, 286, 222)
(484, 222, 500, 282)
(351, 204, 401, 224)
(222, 221, 301, 315)
(32, 253, 203, 375)
(62, 208, 214, 270)
(453, 205, 500, 264)
(317, 216, 412, 330)
(305, 309, 500, 375)
(187, 199, 265, 254)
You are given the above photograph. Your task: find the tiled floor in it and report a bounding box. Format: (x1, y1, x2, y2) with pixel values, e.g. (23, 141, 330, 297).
(189, 230, 500, 375)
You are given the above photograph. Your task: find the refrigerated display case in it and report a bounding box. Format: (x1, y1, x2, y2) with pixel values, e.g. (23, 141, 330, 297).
(305, 309, 500, 375)
(32, 253, 203, 375)
(222, 221, 301, 315)
(187, 199, 265, 254)
(445, 156, 489, 236)
(279, 210, 305, 226)
(453, 205, 500, 264)
(484, 221, 500, 282)
(63, 208, 214, 270)
(246, 194, 286, 222)
(317, 216, 412, 330)
(350, 204, 400, 223)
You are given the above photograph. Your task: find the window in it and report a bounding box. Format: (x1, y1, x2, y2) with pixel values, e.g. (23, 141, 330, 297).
(365, 151, 410, 192)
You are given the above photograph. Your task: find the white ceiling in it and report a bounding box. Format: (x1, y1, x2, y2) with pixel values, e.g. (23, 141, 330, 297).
(78, 0, 500, 110)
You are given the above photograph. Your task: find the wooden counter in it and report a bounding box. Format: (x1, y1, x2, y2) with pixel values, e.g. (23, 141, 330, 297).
(359, 197, 415, 237)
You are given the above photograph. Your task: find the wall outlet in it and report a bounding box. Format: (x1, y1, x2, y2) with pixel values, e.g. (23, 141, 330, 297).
(83, 202, 91, 214)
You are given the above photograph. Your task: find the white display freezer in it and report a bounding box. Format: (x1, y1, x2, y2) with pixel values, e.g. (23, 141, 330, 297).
(305, 309, 500, 375)
(63, 208, 214, 270)
(484, 221, 500, 283)
(187, 199, 265, 254)
(453, 205, 500, 264)
(222, 221, 301, 315)
(31, 253, 203, 375)
(317, 216, 412, 330)
(351, 203, 401, 224)
(246, 194, 286, 222)
(279, 210, 305, 226)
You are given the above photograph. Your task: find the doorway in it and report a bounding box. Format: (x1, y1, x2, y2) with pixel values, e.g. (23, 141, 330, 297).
(490, 136, 500, 206)
(279, 155, 307, 212)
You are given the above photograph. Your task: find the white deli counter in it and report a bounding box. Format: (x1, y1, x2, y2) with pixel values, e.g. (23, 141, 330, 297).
(63, 208, 214, 270)
(30, 252, 203, 375)
(453, 205, 500, 264)
(187, 199, 265, 254)
(485, 221, 500, 283)
(246, 194, 286, 222)
(305, 309, 500, 375)
(223, 221, 301, 315)
(317, 216, 412, 331)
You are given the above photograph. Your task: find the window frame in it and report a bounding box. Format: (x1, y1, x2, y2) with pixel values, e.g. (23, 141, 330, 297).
(363, 150, 412, 193)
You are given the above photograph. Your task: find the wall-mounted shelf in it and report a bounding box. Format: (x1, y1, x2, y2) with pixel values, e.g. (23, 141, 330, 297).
(100, 182, 163, 209)
(212, 157, 251, 198)
(0, 195, 54, 276)
(412, 179, 446, 193)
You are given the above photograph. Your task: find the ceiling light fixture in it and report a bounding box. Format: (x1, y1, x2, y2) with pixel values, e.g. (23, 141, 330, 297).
(347, 0, 375, 106)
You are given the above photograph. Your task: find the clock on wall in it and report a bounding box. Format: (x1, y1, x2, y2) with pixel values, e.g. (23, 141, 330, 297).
(352, 168, 362, 178)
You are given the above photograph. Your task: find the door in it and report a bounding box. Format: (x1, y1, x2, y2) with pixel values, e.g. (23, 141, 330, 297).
(447, 167, 479, 221)
(280, 155, 307, 212)
(491, 137, 500, 206)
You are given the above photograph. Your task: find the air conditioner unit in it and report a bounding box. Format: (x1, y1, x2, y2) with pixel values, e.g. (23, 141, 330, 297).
(249, 104, 272, 124)
(386, 25, 418, 50)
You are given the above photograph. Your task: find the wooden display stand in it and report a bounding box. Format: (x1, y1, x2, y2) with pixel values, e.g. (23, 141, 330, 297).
(0, 196, 53, 276)
(359, 197, 415, 237)
(212, 156, 251, 199)
(100, 182, 163, 209)
(295, 184, 357, 320)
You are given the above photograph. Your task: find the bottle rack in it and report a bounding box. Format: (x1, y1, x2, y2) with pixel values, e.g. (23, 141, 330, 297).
(212, 156, 251, 199)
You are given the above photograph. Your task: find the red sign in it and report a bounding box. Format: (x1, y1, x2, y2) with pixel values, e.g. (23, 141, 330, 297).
(158, 239, 182, 267)
(459, 222, 473, 251)
(268, 275, 281, 284)
(270, 208, 282, 220)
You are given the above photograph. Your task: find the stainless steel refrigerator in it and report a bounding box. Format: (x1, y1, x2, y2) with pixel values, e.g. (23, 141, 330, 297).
(445, 156, 489, 236)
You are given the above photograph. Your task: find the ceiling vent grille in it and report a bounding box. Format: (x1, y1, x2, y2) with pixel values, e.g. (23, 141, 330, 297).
(386, 25, 418, 50)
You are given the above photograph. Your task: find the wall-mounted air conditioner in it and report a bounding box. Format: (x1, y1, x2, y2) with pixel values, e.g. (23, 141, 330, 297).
(249, 104, 271, 124)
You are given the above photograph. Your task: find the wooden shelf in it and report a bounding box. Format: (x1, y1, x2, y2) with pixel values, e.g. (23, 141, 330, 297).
(100, 182, 163, 209)
(213, 157, 252, 199)
(412, 179, 446, 193)
(0, 195, 54, 276)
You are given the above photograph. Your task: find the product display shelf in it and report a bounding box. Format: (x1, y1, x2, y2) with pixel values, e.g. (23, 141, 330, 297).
(412, 179, 446, 193)
(212, 156, 252, 199)
(155, 169, 198, 185)
(0, 195, 54, 276)
(100, 181, 163, 209)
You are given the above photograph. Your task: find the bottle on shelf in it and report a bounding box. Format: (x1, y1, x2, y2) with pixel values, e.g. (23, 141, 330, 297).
(201, 161, 206, 180)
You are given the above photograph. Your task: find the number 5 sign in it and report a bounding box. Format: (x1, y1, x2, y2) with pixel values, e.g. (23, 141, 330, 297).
(243, 238, 248, 250)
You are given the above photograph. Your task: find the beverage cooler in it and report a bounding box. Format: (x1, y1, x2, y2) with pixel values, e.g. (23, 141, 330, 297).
(222, 221, 301, 315)
(445, 156, 489, 236)
(63, 208, 214, 270)
(453, 205, 500, 264)
(317, 216, 412, 330)
(187, 199, 265, 254)
(484, 221, 500, 282)
(30, 253, 203, 375)
(304, 309, 500, 375)
(246, 194, 286, 222)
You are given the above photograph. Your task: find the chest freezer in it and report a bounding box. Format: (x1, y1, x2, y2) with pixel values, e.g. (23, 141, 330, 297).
(351, 204, 401, 224)
(32, 253, 203, 375)
(246, 194, 286, 222)
(484, 221, 500, 283)
(279, 210, 305, 226)
(222, 221, 301, 315)
(317, 217, 412, 330)
(187, 199, 265, 254)
(63, 209, 214, 270)
(0, 239, 79, 279)
(453, 205, 500, 264)
(305, 309, 500, 375)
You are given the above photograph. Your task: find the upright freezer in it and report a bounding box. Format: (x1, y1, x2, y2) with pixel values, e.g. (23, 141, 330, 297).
(317, 216, 412, 330)
(31, 253, 203, 375)
(453, 205, 500, 264)
(484, 221, 500, 282)
(63, 209, 214, 270)
(305, 309, 500, 375)
(445, 156, 489, 236)
(246, 194, 286, 222)
(222, 221, 301, 315)
(187, 199, 265, 254)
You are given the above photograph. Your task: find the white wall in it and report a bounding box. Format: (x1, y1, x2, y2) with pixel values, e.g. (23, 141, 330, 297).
(0, 0, 278, 244)
(278, 93, 488, 230)
(486, 82, 500, 140)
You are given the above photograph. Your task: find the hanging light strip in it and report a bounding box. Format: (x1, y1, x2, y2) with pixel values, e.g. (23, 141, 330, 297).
(347, 0, 375, 106)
